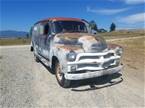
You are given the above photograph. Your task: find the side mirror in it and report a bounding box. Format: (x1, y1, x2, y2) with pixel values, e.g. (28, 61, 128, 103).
(51, 32, 56, 36)
(91, 29, 97, 35)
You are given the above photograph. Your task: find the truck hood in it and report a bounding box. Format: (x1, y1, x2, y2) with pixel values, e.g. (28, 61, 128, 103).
(54, 33, 107, 53)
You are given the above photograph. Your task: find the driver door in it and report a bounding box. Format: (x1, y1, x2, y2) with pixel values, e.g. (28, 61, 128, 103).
(39, 23, 51, 59)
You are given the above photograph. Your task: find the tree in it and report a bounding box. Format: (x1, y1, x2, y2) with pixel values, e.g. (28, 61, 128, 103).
(98, 28, 107, 33)
(110, 22, 116, 32)
(89, 20, 98, 31)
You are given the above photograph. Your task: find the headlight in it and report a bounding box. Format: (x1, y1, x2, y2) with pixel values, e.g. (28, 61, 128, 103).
(115, 59, 120, 66)
(115, 47, 123, 56)
(66, 51, 77, 61)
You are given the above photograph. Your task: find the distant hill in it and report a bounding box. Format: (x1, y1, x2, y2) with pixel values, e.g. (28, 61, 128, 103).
(0, 30, 28, 38)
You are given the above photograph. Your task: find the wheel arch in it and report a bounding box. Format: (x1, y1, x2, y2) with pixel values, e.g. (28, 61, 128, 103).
(51, 56, 59, 71)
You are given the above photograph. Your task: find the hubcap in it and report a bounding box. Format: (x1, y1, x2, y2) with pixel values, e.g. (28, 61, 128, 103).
(56, 64, 63, 81)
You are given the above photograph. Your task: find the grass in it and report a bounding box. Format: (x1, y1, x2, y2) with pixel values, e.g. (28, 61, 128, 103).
(110, 37, 145, 69)
(0, 30, 144, 46)
(0, 38, 31, 46)
(98, 29, 145, 39)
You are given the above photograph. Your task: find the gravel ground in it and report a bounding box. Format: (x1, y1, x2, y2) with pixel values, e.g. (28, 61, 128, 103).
(0, 37, 144, 108)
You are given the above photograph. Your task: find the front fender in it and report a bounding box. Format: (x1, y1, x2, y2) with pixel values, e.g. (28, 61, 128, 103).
(108, 43, 123, 50)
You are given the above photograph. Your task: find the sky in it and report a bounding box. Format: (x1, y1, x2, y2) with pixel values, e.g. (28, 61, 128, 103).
(0, 0, 145, 32)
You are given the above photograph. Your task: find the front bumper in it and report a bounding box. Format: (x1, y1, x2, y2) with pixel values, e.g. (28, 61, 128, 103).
(64, 65, 123, 80)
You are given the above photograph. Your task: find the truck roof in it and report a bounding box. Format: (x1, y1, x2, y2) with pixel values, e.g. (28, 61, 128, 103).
(36, 17, 83, 24)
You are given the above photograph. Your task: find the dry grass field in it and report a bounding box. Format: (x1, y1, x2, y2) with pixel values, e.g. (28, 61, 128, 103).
(98, 29, 145, 39)
(0, 38, 31, 46)
(0, 29, 144, 46)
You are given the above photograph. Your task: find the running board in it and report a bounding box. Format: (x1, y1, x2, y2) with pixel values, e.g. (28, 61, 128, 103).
(37, 54, 50, 67)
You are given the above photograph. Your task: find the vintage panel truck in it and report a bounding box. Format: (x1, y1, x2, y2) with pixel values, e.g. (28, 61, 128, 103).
(30, 17, 123, 88)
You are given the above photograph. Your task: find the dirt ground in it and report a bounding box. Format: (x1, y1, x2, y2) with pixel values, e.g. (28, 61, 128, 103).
(0, 36, 144, 108)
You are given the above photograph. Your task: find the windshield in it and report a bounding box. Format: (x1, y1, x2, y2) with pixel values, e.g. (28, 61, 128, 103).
(54, 21, 88, 33)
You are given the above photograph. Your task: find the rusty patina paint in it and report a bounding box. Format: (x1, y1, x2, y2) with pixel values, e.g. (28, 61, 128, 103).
(57, 33, 99, 42)
(36, 17, 83, 25)
(79, 35, 98, 43)
(57, 33, 86, 40)
(108, 44, 122, 49)
(56, 44, 82, 51)
(55, 32, 107, 53)
(82, 36, 96, 40)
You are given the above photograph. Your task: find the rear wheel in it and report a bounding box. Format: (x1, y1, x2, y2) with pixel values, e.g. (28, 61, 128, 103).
(30, 42, 34, 52)
(30, 46, 34, 52)
(33, 46, 39, 62)
(54, 60, 71, 88)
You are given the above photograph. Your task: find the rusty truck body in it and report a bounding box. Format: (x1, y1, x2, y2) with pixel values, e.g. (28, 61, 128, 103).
(30, 17, 123, 88)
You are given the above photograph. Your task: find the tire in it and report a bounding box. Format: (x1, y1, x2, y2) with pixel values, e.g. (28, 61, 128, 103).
(30, 42, 34, 52)
(33, 45, 39, 63)
(54, 60, 71, 88)
(30, 46, 34, 52)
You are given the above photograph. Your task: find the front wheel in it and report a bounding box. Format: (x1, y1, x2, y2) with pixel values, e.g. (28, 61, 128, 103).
(55, 60, 71, 88)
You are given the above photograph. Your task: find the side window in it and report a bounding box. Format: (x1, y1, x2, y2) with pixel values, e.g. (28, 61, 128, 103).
(44, 24, 50, 35)
(39, 24, 44, 35)
(39, 23, 50, 35)
(32, 25, 39, 36)
(32, 23, 50, 36)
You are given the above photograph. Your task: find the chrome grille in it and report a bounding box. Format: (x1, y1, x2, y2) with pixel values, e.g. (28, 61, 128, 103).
(78, 63, 99, 69)
(77, 52, 116, 69)
(79, 56, 100, 61)
(104, 53, 114, 58)
(103, 60, 114, 68)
